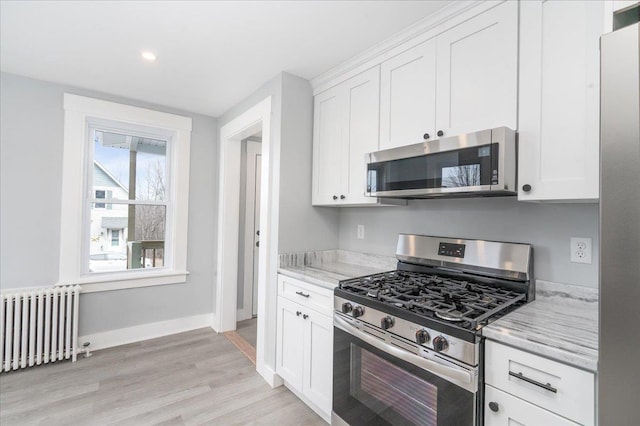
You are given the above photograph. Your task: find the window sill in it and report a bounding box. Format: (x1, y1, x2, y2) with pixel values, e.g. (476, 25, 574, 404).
(56, 270, 190, 293)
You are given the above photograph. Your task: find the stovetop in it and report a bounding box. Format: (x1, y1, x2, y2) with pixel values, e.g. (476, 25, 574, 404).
(335, 234, 533, 345)
(337, 269, 526, 333)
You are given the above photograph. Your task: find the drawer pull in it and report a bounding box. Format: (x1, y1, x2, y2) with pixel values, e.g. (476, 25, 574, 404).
(509, 371, 558, 393)
(295, 291, 310, 298)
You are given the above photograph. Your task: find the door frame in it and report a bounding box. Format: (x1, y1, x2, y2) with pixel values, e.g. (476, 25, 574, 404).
(215, 96, 282, 387)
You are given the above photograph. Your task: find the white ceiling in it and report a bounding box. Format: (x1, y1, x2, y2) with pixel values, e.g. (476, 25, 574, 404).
(0, 1, 452, 117)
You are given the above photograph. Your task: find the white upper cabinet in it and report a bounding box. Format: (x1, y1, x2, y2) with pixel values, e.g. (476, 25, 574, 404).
(435, 0, 518, 138)
(518, 0, 604, 202)
(312, 90, 344, 205)
(313, 66, 383, 206)
(380, 38, 437, 150)
(344, 68, 382, 204)
(378, 1, 517, 150)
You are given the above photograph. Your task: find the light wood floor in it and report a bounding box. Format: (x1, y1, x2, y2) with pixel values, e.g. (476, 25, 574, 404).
(236, 318, 257, 349)
(0, 328, 326, 426)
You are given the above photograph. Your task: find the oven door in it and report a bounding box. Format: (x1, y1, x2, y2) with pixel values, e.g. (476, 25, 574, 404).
(333, 314, 479, 426)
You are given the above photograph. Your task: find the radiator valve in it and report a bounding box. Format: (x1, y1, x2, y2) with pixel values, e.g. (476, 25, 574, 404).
(81, 341, 92, 358)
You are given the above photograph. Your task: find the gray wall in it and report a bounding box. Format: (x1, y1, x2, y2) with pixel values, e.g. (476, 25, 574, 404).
(0, 72, 218, 335)
(339, 198, 599, 287)
(279, 73, 339, 252)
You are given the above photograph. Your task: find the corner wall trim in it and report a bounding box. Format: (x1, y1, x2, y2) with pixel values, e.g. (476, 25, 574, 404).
(79, 313, 215, 351)
(258, 364, 284, 389)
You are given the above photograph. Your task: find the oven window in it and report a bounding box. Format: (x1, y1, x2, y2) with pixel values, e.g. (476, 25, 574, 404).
(367, 143, 498, 192)
(351, 345, 437, 425)
(333, 326, 476, 426)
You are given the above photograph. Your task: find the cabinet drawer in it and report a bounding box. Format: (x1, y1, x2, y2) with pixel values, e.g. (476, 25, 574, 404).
(485, 385, 579, 426)
(485, 341, 594, 425)
(278, 274, 333, 317)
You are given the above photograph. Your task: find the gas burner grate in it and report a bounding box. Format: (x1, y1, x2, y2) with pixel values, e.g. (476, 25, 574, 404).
(340, 270, 525, 329)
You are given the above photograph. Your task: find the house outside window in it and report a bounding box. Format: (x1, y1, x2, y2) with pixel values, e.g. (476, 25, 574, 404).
(59, 94, 192, 292)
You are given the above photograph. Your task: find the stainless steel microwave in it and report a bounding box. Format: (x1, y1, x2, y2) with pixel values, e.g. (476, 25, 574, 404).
(365, 127, 517, 199)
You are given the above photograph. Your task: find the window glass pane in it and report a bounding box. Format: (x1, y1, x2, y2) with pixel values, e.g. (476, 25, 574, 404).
(111, 229, 120, 246)
(89, 203, 166, 273)
(95, 190, 106, 208)
(93, 130, 167, 202)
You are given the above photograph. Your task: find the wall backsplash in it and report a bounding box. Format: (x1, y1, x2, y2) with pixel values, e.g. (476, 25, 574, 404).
(338, 197, 599, 288)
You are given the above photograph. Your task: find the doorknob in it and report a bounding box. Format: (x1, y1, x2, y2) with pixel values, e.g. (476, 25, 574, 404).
(256, 230, 260, 236)
(255, 241, 259, 247)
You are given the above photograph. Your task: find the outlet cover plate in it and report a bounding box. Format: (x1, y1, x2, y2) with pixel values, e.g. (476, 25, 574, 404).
(570, 237, 592, 264)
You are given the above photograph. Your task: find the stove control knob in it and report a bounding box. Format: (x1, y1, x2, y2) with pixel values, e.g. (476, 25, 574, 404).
(381, 316, 394, 330)
(352, 306, 365, 318)
(433, 336, 449, 352)
(341, 302, 353, 314)
(415, 329, 430, 345)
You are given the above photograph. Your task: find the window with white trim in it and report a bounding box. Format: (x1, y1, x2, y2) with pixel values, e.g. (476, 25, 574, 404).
(59, 94, 192, 292)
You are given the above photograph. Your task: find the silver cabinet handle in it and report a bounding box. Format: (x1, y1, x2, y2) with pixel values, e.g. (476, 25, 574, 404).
(509, 371, 558, 393)
(334, 314, 473, 387)
(295, 291, 310, 298)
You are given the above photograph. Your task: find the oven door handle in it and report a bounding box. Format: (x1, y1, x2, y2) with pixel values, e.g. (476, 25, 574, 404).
(334, 315, 474, 386)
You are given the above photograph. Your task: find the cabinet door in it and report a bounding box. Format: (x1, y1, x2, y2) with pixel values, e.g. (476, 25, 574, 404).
(435, 1, 518, 138)
(485, 340, 595, 426)
(485, 385, 579, 426)
(343, 66, 382, 205)
(518, 0, 602, 201)
(275, 296, 304, 390)
(312, 87, 344, 205)
(302, 309, 333, 417)
(380, 38, 437, 150)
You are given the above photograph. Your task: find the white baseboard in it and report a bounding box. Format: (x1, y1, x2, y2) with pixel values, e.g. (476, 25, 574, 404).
(258, 364, 284, 389)
(79, 313, 215, 351)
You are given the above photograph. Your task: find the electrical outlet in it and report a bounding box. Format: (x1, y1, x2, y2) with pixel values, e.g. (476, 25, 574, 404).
(357, 225, 365, 240)
(570, 237, 592, 264)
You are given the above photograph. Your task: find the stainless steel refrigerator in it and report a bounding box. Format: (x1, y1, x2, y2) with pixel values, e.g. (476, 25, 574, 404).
(599, 8, 640, 426)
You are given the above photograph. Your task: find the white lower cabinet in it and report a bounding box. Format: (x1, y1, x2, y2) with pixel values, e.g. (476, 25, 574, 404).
(485, 340, 595, 426)
(276, 275, 333, 421)
(485, 385, 579, 426)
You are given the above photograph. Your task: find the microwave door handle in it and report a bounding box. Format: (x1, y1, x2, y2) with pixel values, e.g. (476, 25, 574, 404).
(334, 314, 474, 387)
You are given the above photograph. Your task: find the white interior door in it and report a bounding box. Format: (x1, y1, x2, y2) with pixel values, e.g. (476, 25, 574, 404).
(242, 140, 261, 320)
(252, 153, 261, 317)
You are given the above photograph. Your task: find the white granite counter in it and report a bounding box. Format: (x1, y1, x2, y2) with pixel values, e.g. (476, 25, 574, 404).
(278, 250, 396, 290)
(483, 280, 598, 372)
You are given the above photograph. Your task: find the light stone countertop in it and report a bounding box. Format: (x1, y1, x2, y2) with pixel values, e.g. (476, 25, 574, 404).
(277, 250, 396, 290)
(278, 250, 599, 372)
(483, 280, 599, 372)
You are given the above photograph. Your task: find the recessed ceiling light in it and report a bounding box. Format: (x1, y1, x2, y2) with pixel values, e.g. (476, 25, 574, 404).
(141, 51, 157, 62)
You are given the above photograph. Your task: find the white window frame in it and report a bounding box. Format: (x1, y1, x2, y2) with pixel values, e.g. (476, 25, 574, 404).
(58, 94, 192, 293)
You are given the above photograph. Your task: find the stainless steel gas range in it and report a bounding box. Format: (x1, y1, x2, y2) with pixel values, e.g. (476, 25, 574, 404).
(332, 234, 533, 426)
